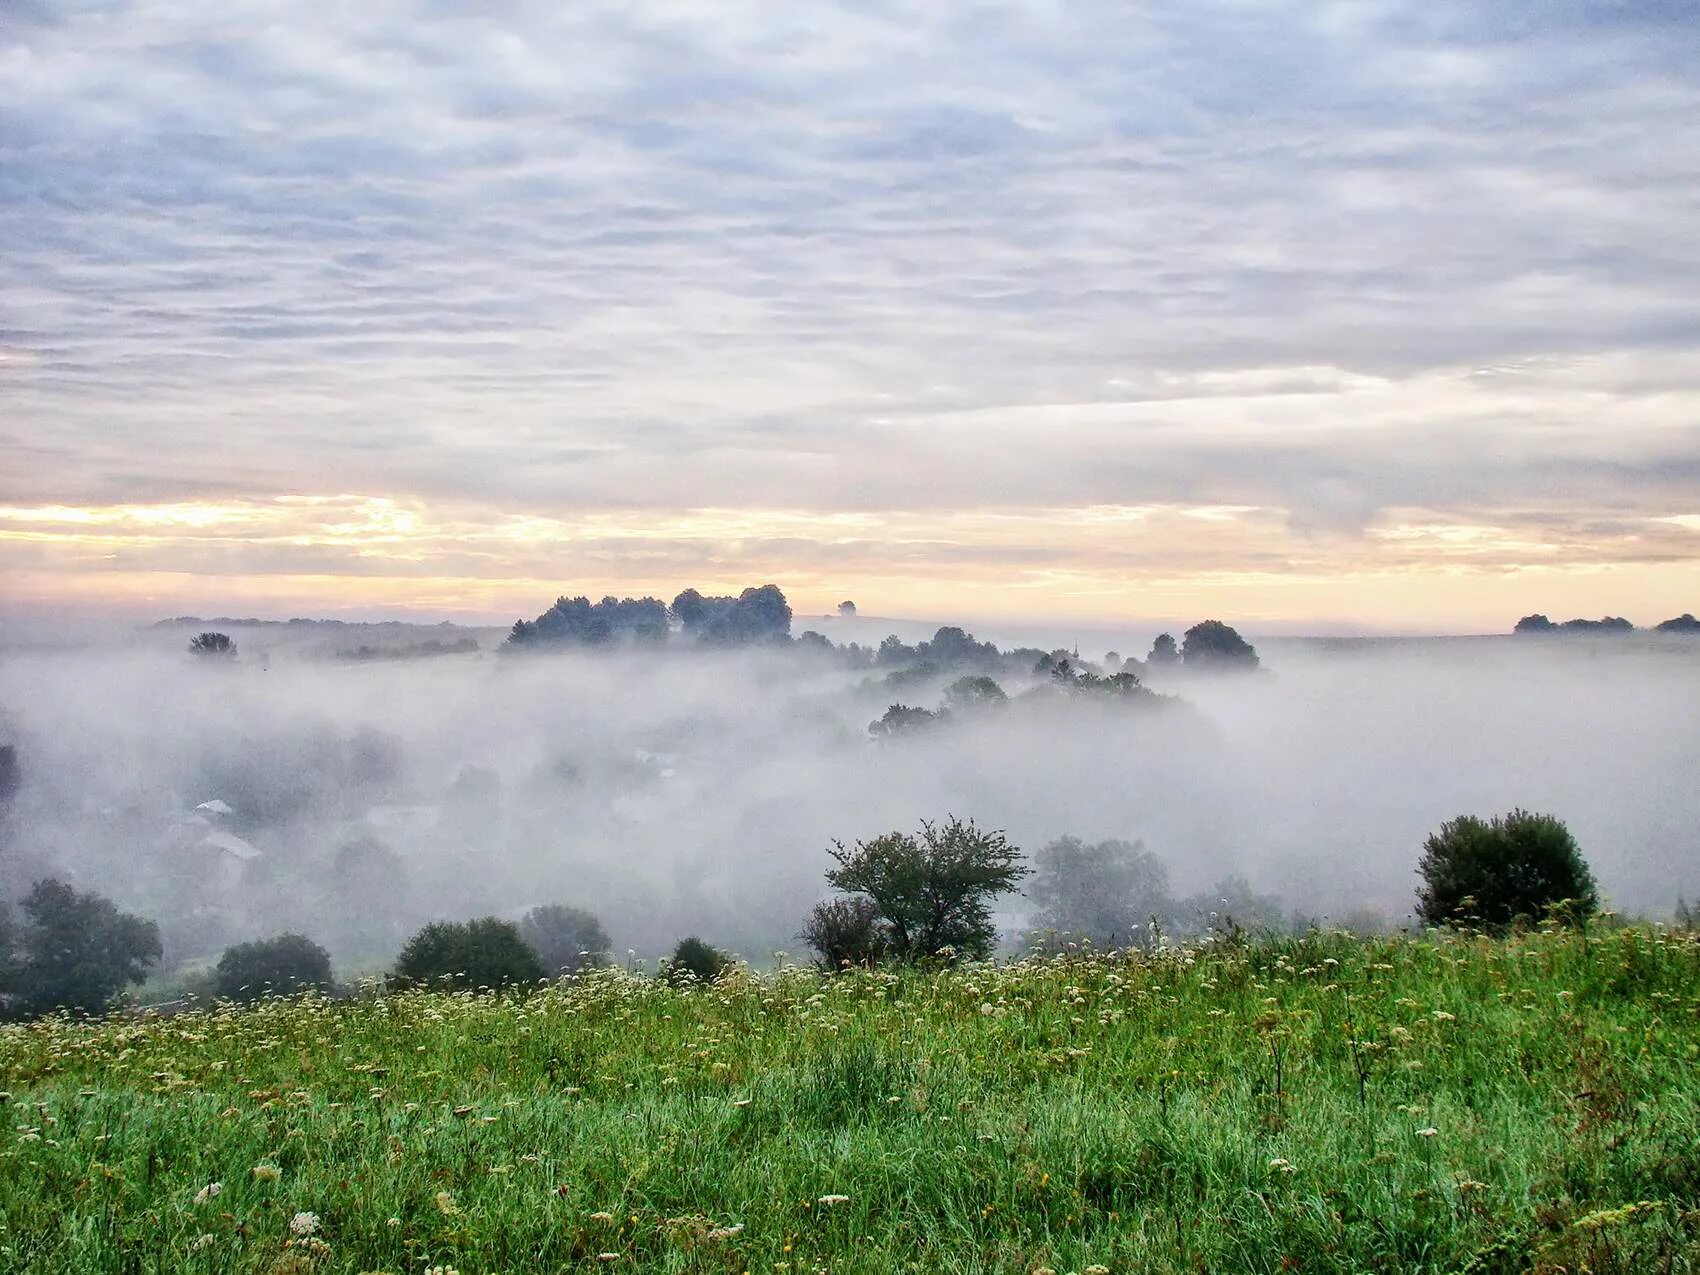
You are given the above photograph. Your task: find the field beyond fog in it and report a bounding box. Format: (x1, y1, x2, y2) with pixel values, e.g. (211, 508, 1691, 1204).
(1, 927, 1697, 1273)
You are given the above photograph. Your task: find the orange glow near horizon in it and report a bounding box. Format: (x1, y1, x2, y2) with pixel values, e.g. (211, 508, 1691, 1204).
(2, 494, 1698, 632)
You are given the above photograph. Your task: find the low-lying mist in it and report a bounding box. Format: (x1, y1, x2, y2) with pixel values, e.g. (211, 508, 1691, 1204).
(0, 628, 1695, 975)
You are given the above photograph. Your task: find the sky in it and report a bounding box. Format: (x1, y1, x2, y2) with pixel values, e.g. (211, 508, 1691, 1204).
(3, 1, 1699, 633)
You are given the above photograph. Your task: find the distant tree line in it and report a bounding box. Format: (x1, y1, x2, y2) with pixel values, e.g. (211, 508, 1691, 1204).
(506, 585, 793, 649)
(0, 798, 1623, 1019)
(1515, 613, 1700, 635)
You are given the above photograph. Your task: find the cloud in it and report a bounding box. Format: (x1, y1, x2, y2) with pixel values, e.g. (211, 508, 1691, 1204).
(2, 1, 1699, 619)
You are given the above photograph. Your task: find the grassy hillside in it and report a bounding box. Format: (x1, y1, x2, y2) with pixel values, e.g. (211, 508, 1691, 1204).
(2, 927, 1697, 1273)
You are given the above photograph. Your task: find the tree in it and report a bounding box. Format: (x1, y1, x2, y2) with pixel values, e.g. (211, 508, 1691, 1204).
(1176, 876, 1288, 938)
(1415, 809, 1598, 931)
(1655, 614, 1700, 634)
(390, 918, 545, 991)
(189, 632, 237, 659)
(664, 936, 729, 985)
(519, 904, 611, 975)
(825, 817, 1027, 963)
(6, 879, 161, 1017)
(942, 675, 1007, 713)
(214, 933, 332, 1003)
(1181, 621, 1258, 670)
(838, 600, 858, 617)
(1027, 836, 1173, 949)
(0, 743, 19, 809)
(507, 595, 668, 649)
(868, 704, 944, 738)
(1147, 633, 1179, 666)
(1514, 614, 1557, 634)
(799, 897, 889, 970)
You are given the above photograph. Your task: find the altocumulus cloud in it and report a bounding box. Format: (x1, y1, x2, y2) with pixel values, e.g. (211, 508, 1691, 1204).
(2, 0, 1699, 623)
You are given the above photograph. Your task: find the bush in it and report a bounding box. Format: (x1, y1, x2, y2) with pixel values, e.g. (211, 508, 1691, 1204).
(2, 878, 161, 1018)
(519, 904, 611, 975)
(214, 933, 332, 1003)
(826, 817, 1027, 963)
(390, 918, 545, 991)
(799, 897, 889, 971)
(663, 936, 729, 986)
(1416, 809, 1598, 931)
(188, 631, 237, 659)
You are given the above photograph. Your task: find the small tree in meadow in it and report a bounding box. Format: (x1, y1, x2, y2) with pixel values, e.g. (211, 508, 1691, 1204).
(5, 879, 161, 1018)
(799, 897, 889, 971)
(214, 933, 332, 1002)
(390, 918, 544, 991)
(664, 936, 729, 985)
(1416, 809, 1598, 931)
(1027, 836, 1173, 949)
(519, 904, 612, 975)
(825, 817, 1026, 963)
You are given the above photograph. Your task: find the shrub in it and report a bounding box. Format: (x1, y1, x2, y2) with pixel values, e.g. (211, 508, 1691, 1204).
(799, 897, 889, 971)
(214, 933, 332, 1003)
(1416, 809, 1598, 931)
(390, 918, 545, 991)
(3, 878, 161, 1018)
(188, 631, 237, 659)
(826, 817, 1027, 963)
(663, 936, 729, 985)
(519, 904, 612, 975)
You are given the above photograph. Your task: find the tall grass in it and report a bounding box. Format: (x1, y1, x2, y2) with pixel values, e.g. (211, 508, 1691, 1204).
(2, 926, 1697, 1272)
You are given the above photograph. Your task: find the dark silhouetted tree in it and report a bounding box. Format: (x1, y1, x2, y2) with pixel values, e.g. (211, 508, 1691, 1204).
(519, 904, 611, 975)
(1147, 633, 1179, 666)
(0, 743, 19, 809)
(1181, 621, 1259, 670)
(8, 879, 161, 1017)
(868, 704, 944, 738)
(825, 817, 1027, 963)
(189, 632, 236, 659)
(1514, 614, 1557, 634)
(1027, 836, 1174, 949)
(664, 936, 729, 985)
(214, 933, 332, 1003)
(1416, 809, 1597, 931)
(1656, 613, 1700, 634)
(390, 918, 544, 991)
(508, 595, 668, 648)
(799, 897, 889, 971)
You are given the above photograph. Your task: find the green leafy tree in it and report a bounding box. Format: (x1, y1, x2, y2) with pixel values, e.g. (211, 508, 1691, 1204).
(825, 817, 1027, 962)
(1027, 836, 1173, 949)
(664, 936, 729, 985)
(798, 897, 889, 971)
(7, 879, 161, 1017)
(214, 933, 332, 1002)
(519, 904, 612, 974)
(1416, 809, 1598, 931)
(390, 918, 544, 991)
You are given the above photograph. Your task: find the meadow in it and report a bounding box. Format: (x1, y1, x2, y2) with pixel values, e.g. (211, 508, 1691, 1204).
(1, 926, 1697, 1274)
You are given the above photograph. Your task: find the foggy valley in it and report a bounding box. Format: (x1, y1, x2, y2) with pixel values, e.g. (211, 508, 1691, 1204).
(2, 604, 1694, 985)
